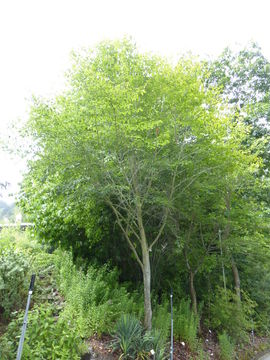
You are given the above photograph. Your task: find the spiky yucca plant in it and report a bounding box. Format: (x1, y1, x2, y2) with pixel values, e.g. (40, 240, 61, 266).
(112, 314, 143, 358)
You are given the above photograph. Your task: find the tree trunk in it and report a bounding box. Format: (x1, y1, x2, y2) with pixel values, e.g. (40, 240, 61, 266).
(135, 191, 152, 330)
(231, 258, 241, 302)
(190, 271, 198, 314)
(142, 243, 152, 330)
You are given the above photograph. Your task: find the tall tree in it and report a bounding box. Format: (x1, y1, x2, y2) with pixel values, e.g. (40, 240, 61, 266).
(21, 39, 253, 329)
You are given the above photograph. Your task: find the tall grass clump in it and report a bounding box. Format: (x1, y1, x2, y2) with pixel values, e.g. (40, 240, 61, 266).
(54, 250, 143, 336)
(174, 299, 200, 351)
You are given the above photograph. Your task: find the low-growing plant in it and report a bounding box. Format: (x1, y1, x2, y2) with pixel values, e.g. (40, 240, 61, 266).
(218, 332, 235, 360)
(0, 303, 84, 359)
(112, 314, 167, 360)
(141, 329, 167, 360)
(194, 346, 210, 360)
(112, 314, 143, 358)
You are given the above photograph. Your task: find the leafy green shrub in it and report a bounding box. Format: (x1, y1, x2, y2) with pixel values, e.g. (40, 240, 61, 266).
(218, 332, 235, 360)
(0, 229, 57, 320)
(0, 248, 30, 320)
(173, 299, 200, 351)
(209, 287, 255, 343)
(0, 228, 40, 254)
(0, 304, 83, 359)
(54, 250, 143, 336)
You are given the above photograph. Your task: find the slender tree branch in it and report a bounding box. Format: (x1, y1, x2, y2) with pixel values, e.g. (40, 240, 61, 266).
(107, 199, 143, 270)
(149, 164, 178, 251)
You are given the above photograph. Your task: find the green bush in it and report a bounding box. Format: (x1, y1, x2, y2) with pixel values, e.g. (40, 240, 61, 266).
(0, 228, 40, 254)
(0, 304, 83, 360)
(218, 332, 235, 360)
(54, 250, 143, 336)
(173, 299, 200, 351)
(0, 230, 57, 321)
(209, 287, 255, 343)
(0, 248, 30, 320)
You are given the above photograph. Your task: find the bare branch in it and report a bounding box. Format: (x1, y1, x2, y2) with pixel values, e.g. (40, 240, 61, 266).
(107, 199, 143, 270)
(149, 163, 178, 251)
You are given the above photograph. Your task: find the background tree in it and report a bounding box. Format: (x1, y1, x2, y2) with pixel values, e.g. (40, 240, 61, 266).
(206, 42, 270, 171)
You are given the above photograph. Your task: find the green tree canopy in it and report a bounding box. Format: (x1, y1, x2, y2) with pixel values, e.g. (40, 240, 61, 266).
(20, 39, 261, 329)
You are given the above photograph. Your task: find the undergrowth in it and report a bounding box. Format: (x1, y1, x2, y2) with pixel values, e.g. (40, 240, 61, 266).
(54, 250, 144, 336)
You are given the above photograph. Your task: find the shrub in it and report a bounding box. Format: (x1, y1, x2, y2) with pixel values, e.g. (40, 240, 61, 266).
(209, 287, 255, 343)
(0, 228, 40, 254)
(0, 248, 30, 320)
(173, 299, 200, 351)
(54, 250, 143, 336)
(0, 304, 83, 360)
(218, 332, 235, 360)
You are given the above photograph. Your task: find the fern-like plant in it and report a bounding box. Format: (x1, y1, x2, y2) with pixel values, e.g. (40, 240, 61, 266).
(173, 299, 200, 351)
(218, 332, 235, 360)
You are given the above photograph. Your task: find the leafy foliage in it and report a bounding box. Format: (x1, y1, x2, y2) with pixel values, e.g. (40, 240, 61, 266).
(209, 288, 256, 342)
(206, 42, 270, 170)
(20, 38, 263, 330)
(0, 304, 83, 360)
(55, 250, 143, 336)
(0, 247, 30, 320)
(9, 39, 270, 348)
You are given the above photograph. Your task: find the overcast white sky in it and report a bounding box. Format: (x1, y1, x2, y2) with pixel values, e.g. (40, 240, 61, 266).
(1, 0, 270, 202)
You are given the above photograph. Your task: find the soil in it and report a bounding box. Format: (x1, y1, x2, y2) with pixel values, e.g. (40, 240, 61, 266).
(81, 335, 213, 360)
(80, 334, 270, 360)
(82, 335, 119, 360)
